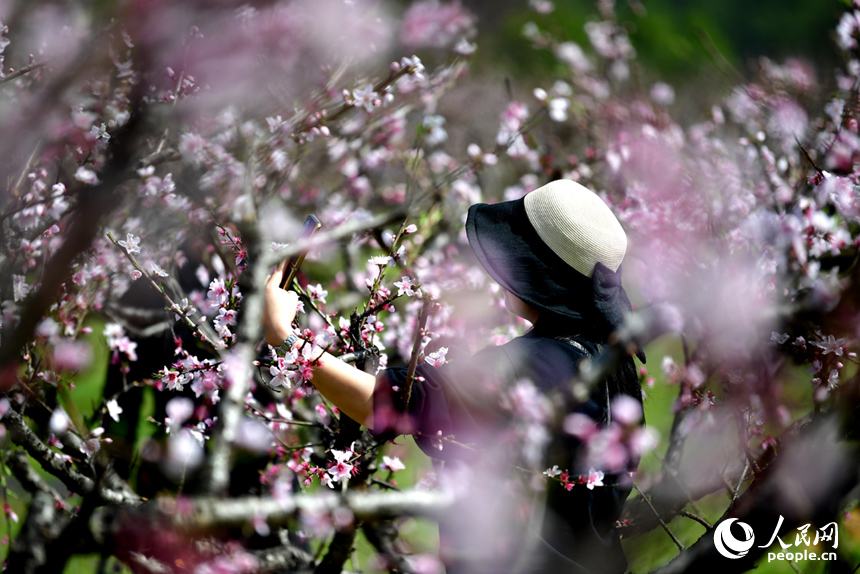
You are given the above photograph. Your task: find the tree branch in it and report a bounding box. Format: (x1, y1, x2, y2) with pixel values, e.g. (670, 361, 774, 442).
(201, 222, 265, 494)
(6, 449, 63, 502)
(5, 409, 96, 495)
(170, 489, 454, 529)
(4, 410, 140, 507)
(650, 419, 859, 574)
(6, 491, 66, 574)
(403, 299, 433, 410)
(0, 97, 142, 371)
(0, 61, 48, 86)
(314, 526, 358, 574)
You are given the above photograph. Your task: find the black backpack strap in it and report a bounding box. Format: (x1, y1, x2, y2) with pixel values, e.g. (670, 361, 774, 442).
(553, 335, 611, 425)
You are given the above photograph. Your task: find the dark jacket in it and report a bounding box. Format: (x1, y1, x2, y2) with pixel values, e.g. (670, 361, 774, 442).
(373, 321, 637, 574)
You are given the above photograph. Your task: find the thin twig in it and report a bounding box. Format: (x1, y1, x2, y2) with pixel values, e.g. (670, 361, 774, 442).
(403, 299, 433, 410)
(732, 459, 750, 503)
(0, 61, 48, 86)
(106, 231, 221, 354)
(413, 430, 479, 452)
(245, 400, 320, 428)
(650, 450, 706, 517)
(674, 510, 711, 530)
(293, 282, 349, 347)
(632, 481, 685, 551)
(795, 136, 825, 179)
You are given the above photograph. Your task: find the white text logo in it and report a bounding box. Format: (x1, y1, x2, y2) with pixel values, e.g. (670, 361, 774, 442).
(714, 518, 755, 559)
(713, 516, 838, 563)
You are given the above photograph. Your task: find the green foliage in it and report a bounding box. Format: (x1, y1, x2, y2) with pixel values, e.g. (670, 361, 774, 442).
(477, 0, 841, 83)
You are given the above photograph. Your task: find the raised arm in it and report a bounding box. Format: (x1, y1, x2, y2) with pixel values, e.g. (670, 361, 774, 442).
(263, 266, 377, 428)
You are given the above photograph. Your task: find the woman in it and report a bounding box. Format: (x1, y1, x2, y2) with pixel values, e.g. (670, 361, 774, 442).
(263, 179, 645, 574)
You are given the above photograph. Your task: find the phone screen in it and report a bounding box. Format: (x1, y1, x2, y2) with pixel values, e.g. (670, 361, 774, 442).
(279, 214, 322, 290)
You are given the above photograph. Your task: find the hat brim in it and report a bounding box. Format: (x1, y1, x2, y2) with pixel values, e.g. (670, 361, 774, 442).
(466, 198, 595, 323)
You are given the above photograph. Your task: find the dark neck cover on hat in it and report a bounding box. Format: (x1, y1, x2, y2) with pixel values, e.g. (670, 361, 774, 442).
(466, 197, 645, 362)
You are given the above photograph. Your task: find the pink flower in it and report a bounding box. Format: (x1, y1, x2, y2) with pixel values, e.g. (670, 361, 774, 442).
(394, 276, 420, 297)
(369, 255, 393, 267)
(149, 262, 168, 277)
(307, 283, 328, 304)
(160, 368, 188, 391)
(207, 278, 229, 308)
(351, 84, 379, 113)
(328, 449, 354, 484)
(424, 347, 448, 368)
(543, 465, 562, 478)
(104, 323, 137, 361)
(214, 308, 238, 336)
(585, 468, 604, 490)
(106, 399, 122, 423)
(381, 456, 405, 472)
(610, 395, 643, 426)
(13, 275, 30, 302)
(165, 397, 195, 429)
(52, 340, 92, 372)
(563, 413, 597, 440)
(117, 233, 141, 254)
(4, 504, 18, 524)
(811, 334, 846, 356)
(74, 166, 100, 185)
(509, 380, 549, 423)
(49, 408, 70, 434)
(400, 0, 475, 50)
(114, 337, 138, 362)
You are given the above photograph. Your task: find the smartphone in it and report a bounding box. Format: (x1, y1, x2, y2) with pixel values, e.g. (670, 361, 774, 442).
(279, 215, 322, 290)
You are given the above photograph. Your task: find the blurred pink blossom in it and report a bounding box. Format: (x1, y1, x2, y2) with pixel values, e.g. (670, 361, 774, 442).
(400, 0, 474, 49)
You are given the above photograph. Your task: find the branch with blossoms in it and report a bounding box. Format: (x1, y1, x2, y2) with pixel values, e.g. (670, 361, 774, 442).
(106, 231, 221, 353)
(0, 104, 144, 371)
(363, 219, 418, 317)
(303, 56, 428, 139)
(403, 298, 434, 409)
(291, 281, 350, 348)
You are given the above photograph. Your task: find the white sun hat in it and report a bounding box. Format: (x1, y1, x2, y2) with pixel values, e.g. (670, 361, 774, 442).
(523, 179, 627, 277)
(465, 178, 636, 347)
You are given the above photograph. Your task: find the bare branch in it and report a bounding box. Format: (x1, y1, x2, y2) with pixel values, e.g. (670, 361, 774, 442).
(173, 489, 455, 529)
(404, 299, 433, 409)
(314, 527, 358, 574)
(632, 481, 685, 551)
(251, 544, 315, 573)
(5, 409, 96, 495)
(0, 61, 48, 86)
(6, 450, 64, 504)
(673, 510, 711, 530)
(260, 209, 407, 271)
(7, 491, 66, 574)
(4, 411, 141, 507)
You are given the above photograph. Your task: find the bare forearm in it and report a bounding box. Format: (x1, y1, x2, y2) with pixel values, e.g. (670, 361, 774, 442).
(262, 272, 376, 428)
(309, 350, 376, 429)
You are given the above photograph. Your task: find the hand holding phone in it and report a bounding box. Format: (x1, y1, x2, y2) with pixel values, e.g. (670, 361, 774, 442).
(279, 215, 322, 290)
